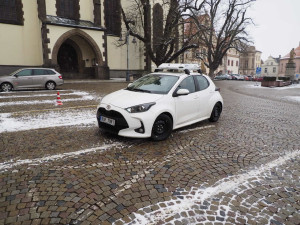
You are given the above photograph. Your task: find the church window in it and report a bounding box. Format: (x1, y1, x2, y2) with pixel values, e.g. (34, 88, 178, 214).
(56, 0, 80, 20)
(104, 0, 121, 36)
(0, 0, 23, 25)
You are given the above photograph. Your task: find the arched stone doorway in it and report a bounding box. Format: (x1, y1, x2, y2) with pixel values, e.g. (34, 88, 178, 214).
(57, 42, 79, 73)
(52, 29, 109, 79)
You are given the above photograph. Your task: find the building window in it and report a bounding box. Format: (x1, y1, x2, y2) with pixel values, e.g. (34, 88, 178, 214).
(273, 67, 276, 73)
(265, 68, 267, 73)
(0, 0, 23, 25)
(104, 0, 121, 36)
(236, 61, 238, 66)
(56, 0, 80, 20)
(231, 60, 233, 66)
(228, 60, 230, 66)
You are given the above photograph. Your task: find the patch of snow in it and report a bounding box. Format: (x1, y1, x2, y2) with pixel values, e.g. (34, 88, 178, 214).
(0, 109, 96, 133)
(0, 90, 91, 99)
(0, 143, 121, 171)
(247, 83, 300, 90)
(177, 125, 215, 134)
(116, 150, 300, 225)
(283, 96, 300, 102)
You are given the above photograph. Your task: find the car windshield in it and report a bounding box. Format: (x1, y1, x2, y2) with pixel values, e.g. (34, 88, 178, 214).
(126, 74, 179, 94)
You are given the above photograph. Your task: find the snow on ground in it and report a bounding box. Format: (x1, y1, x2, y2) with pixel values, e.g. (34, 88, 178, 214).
(0, 90, 98, 106)
(283, 96, 300, 102)
(0, 90, 92, 99)
(0, 108, 96, 133)
(0, 90, 100, 133)
(0, 143, 122, 172)
(247, 83, 300, 90)
(115, 150, 300, 225)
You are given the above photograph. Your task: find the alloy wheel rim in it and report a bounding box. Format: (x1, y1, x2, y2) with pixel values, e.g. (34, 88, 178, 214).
(154, 120, 167, 135)
(2, 84, 11, 92)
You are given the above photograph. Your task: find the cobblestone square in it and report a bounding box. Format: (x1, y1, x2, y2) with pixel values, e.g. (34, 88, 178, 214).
(0, 81, 299, 224)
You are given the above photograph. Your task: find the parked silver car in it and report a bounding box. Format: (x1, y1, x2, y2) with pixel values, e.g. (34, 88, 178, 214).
(0, 68, 63, 92)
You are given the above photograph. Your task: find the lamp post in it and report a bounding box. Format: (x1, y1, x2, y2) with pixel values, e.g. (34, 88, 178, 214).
(119, 30, 136, 81)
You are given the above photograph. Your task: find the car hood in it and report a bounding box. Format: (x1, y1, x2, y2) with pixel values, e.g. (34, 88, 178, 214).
(101, 89, 164, 108)
(0, 75, 13, 80)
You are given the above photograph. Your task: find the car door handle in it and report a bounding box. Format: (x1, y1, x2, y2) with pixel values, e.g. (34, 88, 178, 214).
(193, 96, 199, 99)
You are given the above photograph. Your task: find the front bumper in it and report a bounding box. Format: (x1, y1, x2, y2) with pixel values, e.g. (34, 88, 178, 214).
(96, 103, 155, 138)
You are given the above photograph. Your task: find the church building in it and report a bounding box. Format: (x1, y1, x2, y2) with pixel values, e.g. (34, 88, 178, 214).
(0, 0, 152, 79)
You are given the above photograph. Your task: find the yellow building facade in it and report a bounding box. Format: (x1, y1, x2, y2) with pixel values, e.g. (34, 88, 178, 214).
(0, 0, 155, 79)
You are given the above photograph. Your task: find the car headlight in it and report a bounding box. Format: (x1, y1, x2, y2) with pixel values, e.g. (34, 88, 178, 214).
(125, 102, 156, 113)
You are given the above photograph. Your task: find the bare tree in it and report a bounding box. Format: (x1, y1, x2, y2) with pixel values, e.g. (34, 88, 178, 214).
(120, 0, 205, 69)
(187, 0, 255, 77)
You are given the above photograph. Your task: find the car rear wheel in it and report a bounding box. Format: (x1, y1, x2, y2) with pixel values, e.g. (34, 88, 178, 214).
(209, 103, 222, 122)
(151, 114, 173, 141)
(1, 83, 13, 92)
(46, 81, 56, 90)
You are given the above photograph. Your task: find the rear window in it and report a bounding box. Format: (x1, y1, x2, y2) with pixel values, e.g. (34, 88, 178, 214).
(195, 75, 210, 91)
(46, 70, 56, 75)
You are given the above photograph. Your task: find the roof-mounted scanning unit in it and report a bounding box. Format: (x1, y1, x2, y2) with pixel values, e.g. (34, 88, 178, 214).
(156, 63, 202, 75)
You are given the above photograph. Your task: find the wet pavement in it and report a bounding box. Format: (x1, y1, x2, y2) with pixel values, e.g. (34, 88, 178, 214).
(0, 80, 299, 225)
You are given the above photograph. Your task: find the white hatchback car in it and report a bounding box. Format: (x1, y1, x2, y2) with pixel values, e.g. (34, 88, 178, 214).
(97, 64, 223, 141)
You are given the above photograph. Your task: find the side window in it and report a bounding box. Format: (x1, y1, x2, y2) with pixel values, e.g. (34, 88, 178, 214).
(33, 69, 46, 75)
(177, 76, 196, 93)
(16, 69, 32, 76)
(195, 76, 210, 91)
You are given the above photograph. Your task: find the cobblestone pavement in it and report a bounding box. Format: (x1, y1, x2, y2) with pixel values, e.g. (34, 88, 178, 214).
(0, 80, 299, 225)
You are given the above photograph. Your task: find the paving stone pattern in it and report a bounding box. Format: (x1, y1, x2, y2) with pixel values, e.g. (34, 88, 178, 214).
(0, 81, 299, 224)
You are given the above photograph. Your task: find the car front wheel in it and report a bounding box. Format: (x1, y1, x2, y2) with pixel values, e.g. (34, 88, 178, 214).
(151, 114, 173, 141)
(46, 81, 56, 90)
(1, 83, 13, 92)
(209, 103, 222, 122)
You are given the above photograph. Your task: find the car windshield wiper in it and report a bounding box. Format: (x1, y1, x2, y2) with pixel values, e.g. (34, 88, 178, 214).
(131, 88, 151, 93)
(125, 87, 152, 93)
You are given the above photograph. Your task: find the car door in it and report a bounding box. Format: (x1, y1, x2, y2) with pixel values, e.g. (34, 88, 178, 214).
(14, 69, 33, 88)
(32, 69, 47, 87)
(195, 75, 212, 118)
(174, 76, 200, 126)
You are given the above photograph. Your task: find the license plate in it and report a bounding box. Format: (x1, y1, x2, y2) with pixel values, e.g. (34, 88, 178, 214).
(100, 116, 115, 126)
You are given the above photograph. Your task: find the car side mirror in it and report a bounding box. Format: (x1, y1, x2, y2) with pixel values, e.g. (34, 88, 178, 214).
(14, 75, 19, 78)
(174, 89, 190, 97)
(127, 83, 132, 87)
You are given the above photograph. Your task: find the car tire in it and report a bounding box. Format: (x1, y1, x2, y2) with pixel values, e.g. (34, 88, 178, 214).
(151, 114, 173, 141)
(1, 82, 13, 92)
(209, 103, 222, 122)
(46, 81, 56, 90)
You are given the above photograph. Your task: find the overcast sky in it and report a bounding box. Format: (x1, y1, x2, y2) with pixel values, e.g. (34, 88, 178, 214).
(247, 0, 300, 60)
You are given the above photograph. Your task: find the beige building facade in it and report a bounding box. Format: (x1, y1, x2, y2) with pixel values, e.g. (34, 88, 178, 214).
(0, 0, 159, 79)
(216, 49, 240, 75)
(239, 46, 262, 76)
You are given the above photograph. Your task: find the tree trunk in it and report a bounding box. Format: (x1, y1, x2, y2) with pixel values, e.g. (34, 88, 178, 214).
(208, 69, 215, 78)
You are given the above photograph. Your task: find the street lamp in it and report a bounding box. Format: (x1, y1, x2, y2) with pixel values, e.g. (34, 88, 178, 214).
(119, 30, 137, 81)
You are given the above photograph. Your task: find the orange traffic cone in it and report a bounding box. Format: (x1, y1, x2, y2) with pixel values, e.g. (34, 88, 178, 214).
(56, 91, 63, 105)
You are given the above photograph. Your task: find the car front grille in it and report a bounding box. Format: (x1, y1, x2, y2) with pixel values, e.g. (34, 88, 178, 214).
(97, 107, 129, 134)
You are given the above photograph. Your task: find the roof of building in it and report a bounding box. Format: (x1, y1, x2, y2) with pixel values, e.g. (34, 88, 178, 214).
(45, 16, 105, 31)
